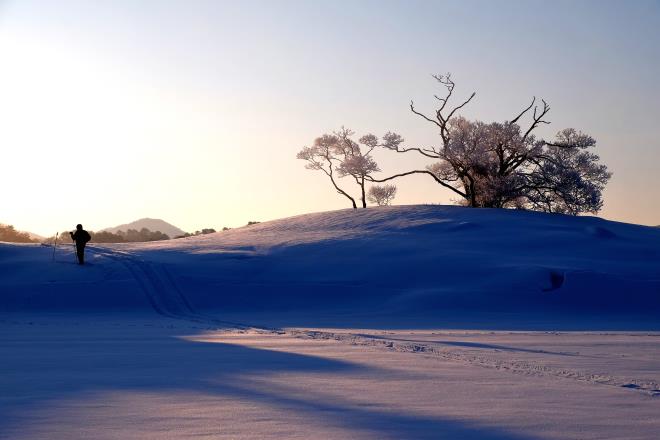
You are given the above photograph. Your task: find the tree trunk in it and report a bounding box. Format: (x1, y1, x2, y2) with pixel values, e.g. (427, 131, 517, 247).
(461, 175, 478, 207)
(360, 176, 367, 208)
(329, 172, 357, 209)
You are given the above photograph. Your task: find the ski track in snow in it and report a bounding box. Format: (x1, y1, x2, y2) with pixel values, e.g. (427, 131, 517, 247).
(87, 245, 660, 399)
(86, 246, 256, 330)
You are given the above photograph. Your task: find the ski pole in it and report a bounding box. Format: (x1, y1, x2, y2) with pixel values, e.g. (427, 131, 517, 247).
(51, 232, 58, 262)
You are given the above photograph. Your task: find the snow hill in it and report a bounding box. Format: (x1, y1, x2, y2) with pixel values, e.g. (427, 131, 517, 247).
(101, 217, 185, 237)
(2, 206, 659, 326)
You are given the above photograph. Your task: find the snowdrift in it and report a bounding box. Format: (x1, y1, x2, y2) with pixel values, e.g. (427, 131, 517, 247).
(2, 206, 659, 320)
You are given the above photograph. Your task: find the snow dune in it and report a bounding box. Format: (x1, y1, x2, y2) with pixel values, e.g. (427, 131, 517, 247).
(1, 205, 659, 326)
(0, 206, 660, 326)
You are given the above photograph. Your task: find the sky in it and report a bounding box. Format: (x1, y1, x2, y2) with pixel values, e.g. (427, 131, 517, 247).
(1, 0, 659, 236)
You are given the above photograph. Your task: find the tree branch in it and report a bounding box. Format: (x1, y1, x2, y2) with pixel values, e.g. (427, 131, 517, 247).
(432, 73, 455, 113)
(391, 146, 441, 159)
(410, 101, 442, 128)
(446, 92, 476, 121)
(509, 97, 536, 125)
(366, 170, 467, 198)
(522, 99, 551, 141)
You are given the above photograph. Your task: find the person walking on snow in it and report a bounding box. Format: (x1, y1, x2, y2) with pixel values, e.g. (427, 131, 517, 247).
(70, 224, 91, 265)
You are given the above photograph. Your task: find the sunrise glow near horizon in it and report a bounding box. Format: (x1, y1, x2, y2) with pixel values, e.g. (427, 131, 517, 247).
(1, 0, 659, 237)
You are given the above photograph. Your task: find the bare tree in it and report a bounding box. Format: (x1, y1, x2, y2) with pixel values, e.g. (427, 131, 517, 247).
(368, 74, 611, 214)
(367, 184, 397, 206)
(297, 132, 357, 208)
(297, 128, 380, 208)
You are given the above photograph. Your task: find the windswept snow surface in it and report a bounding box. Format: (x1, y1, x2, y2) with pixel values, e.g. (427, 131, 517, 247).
(2, 317, 660, 440)
(2, 206, 660, 439)
(3, 205, 658, 324)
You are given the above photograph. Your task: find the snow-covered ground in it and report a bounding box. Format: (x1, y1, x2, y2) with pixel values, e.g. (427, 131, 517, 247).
(2, 316, 659, 439)
(1, 206, 659, 438)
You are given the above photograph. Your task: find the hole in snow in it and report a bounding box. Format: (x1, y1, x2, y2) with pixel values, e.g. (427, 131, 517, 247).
(543, 271, 565, 291)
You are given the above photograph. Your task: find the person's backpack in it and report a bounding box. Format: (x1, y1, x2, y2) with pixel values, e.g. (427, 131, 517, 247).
(83, 230, 91, 243)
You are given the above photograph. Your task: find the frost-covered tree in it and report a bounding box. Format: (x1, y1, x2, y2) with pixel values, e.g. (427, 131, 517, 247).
(297, 131, 358, 209)
(335, 130, 380, 208)
(521, 129, 611, 214)
(297, 128, 380, 208)
(367, 184, 397, 206)
(369, 74, 612, 214)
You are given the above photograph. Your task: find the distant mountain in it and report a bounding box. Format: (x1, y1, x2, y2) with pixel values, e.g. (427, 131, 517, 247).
(27, 231, 45, 241)
(101, 218, 185, 238)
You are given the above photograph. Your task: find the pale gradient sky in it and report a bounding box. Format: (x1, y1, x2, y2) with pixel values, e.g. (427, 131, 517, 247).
(1, 0, 659, 236)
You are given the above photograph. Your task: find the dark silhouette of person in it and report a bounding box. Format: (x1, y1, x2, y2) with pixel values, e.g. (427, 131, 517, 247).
(70, 224, 91, 265)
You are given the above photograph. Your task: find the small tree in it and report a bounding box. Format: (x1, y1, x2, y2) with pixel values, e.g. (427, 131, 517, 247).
(297, 128, 380, 208)
(367, 184, 397, 206)
(335, 130, 380, 208)
(297, 131, 357, 209)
